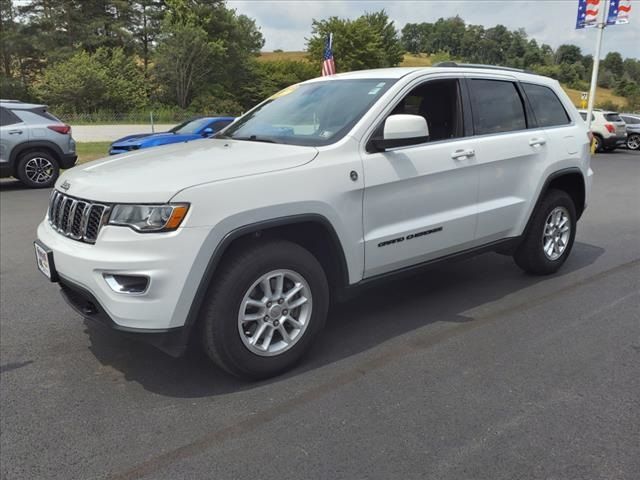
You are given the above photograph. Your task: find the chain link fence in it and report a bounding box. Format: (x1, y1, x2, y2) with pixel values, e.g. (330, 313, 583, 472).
(58, 110, 207, 126)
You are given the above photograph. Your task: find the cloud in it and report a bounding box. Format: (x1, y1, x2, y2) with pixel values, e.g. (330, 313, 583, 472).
(229, 0, 640, 58)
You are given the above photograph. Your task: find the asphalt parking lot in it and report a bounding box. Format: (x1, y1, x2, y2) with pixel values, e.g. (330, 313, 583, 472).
(1, 151, 639, 480)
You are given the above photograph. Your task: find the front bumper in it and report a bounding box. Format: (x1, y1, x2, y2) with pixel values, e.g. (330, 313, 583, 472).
(37, 219, 212, 332)
(59, 276, 188, 356)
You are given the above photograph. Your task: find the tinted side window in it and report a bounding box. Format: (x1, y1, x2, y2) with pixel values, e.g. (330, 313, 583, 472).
(0, 107, 21, 126)
(522, 83, 570, 127)
(469, 79, 526, 135)
(383, 78, 465, 142)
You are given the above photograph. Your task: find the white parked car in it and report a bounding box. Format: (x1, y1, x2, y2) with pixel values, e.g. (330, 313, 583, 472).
(35, 64, 593, 379)
(578, 109, 627, 152)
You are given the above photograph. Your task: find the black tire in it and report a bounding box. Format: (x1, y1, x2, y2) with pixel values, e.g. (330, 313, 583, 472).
(514, 189, 577, 275)
(627, 134, 640, 151)
(16, 150, 60, 188)
(200, 239, 329, 380)
(592, 135, 603, 153)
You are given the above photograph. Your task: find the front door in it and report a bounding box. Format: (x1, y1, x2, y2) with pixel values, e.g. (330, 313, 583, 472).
(362, 78, 479, 278)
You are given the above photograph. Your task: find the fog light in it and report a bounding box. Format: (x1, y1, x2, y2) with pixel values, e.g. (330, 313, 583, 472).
(103, 274, 149, 294)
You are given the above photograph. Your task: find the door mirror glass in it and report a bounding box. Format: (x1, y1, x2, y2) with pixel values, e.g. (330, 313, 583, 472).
(371, 114, 429, 151)
(202, 127, 214, 136)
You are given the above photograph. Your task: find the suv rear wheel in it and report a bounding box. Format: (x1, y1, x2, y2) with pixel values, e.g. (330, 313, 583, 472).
(514, 189, 577, 275)
(200, 239, 329, 379)
(16, 150, 60, 188)
(592, 135, 603, 153)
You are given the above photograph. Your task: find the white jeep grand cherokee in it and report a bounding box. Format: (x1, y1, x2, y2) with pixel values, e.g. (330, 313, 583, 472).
(35, 64, 593, 379)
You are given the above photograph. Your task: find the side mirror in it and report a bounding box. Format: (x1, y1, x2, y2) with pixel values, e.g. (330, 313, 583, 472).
(370, 114, 429, 152)
(202, 127, 214, 136)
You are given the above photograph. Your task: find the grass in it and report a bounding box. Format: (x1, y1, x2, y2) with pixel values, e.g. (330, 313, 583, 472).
(563, 85, 628, 109)
(76, 142, 110, 164)
(257, 51, 309, 62)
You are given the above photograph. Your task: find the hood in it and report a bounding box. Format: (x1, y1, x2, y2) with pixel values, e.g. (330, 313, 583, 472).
(57, 139, 318, 203)
(111, 132, 158, 144)
(112, 132, 194, 147)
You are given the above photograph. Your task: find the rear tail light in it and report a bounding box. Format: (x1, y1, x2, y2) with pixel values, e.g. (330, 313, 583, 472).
(604, 123, 615, 133)
(47, 125, 71, 135)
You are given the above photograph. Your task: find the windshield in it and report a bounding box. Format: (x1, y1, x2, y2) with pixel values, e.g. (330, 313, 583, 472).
(170, 118, 210, 134)
(221, 79, 395, 146)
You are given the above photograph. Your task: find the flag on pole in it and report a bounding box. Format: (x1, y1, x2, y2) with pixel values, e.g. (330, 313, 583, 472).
(607, 0, 632, 24)
(576, 0, 602, 28)
(322, 34, 336, 76)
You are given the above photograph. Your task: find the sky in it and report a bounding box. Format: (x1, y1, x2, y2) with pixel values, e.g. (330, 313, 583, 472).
(229, 0, 640, 59)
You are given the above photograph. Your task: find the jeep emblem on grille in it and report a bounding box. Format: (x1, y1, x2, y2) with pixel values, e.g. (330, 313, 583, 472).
(60, 180, 71, 191)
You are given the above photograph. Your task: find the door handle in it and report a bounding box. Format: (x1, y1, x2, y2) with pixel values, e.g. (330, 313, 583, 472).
(529, 138, 546, 147)
(451, 148, 475, 160)
(8, 130, 23, 135)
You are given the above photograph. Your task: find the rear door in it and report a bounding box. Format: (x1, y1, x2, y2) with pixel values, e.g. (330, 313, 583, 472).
(466, 76, 549, 242)
(0, 107, 28, 164)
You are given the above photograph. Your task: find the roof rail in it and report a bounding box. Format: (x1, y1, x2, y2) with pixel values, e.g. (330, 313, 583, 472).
(433, 62, 537, 75)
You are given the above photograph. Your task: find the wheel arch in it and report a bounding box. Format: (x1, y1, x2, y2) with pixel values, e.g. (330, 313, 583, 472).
(526, 168, 586, 236)
(10, 140, 64, 169)
(179, 214, 351, 345)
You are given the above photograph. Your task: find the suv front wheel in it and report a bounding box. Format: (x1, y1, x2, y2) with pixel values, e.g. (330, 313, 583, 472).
(200, 239, 329, 379)
(16, 150, 60, 188)
(514, 189, 577, 275)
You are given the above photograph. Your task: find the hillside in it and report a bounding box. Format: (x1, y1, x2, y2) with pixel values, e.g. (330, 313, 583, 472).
(259, 51, 628, 109)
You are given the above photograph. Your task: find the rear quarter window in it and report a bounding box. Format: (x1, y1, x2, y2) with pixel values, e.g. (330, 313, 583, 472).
(522, 83, 570, 127)
(0, 107, 22, 126)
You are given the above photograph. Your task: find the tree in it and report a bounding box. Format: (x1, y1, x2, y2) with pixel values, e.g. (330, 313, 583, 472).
(307, 10, 403, 72)
(556, 44, 583, 65)
(602, 52, 624, 77)
(33, 48, 147, 111)
(153, 23, 224, 108)
(129, 0, 166, 73)
(361, 10, 403, 67)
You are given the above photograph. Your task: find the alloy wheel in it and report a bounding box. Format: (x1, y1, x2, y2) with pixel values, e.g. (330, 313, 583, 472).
(627, 134, 640, 150)
(542, 206, 571, 261)
(24, 157, 55, 184)
(238, 269, 312, 356)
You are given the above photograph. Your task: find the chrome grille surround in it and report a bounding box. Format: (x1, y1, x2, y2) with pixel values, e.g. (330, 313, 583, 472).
(48, 190, 110, 243)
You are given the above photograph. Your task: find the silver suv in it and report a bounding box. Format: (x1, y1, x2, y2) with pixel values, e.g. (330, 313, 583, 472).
(0, 100, 77, 188)
(578, 109, 627, 152)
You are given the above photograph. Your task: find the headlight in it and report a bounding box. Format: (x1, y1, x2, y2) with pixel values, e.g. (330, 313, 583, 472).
(108, 204, 189, 232)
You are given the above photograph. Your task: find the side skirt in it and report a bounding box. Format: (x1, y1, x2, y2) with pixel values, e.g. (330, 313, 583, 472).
(338, 237, 521, 300)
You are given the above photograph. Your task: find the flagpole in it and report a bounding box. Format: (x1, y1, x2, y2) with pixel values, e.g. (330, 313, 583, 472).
(586, 0, 608, 130)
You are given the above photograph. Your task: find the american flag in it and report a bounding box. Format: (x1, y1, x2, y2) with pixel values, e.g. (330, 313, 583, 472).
(321, 33, 336, 76)
(576, 0, 602, 29)
(607, 0, 632, 24)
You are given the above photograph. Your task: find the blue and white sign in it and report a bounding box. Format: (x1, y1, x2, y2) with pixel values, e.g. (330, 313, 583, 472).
(607, 0, 632, 25)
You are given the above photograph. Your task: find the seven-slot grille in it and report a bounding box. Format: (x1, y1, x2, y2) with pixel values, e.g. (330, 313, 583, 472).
(48, 191, 110, 243)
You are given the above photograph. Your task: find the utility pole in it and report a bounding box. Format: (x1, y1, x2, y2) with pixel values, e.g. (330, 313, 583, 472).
(585, 0, 608, 129)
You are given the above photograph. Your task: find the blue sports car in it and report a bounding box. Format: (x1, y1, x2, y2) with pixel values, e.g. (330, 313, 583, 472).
(109, 116, 235, 155)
